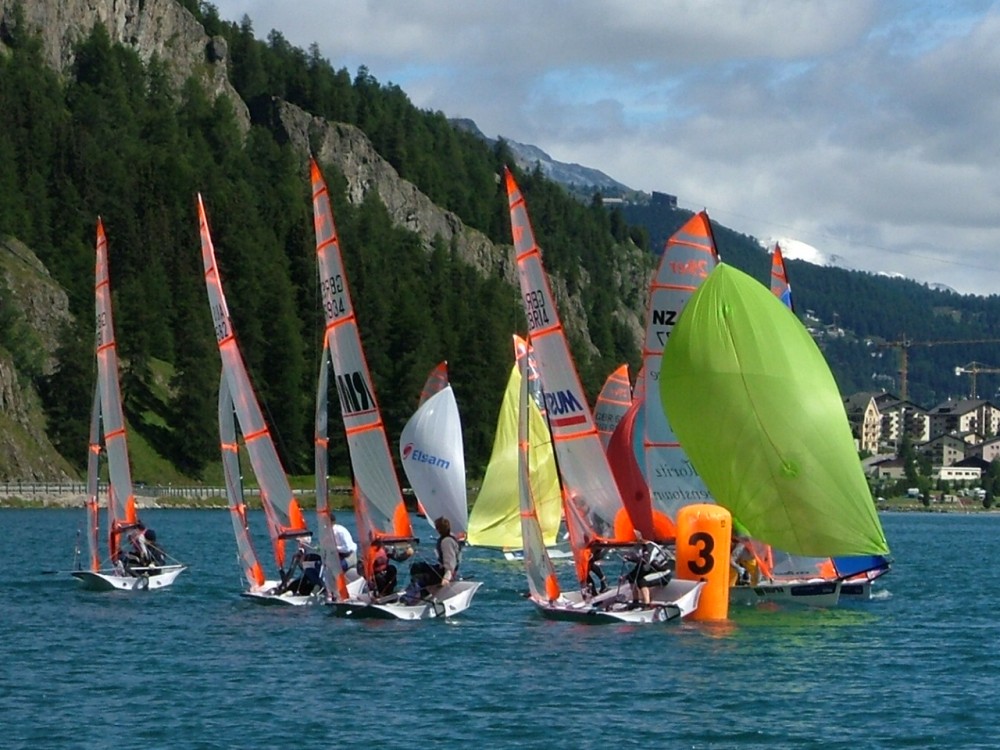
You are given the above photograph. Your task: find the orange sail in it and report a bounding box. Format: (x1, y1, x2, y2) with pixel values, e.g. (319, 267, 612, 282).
(593, 364, 631, 450)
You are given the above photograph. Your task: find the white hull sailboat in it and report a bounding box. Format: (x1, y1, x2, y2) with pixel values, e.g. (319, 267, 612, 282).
(72, 565, 185, 592)
(729, 579, 842, 608)
(73, 219, 186, 591)
(311, 159, 479, 619)
(505, 168, 703, 624)
(200, 196, 323, 606)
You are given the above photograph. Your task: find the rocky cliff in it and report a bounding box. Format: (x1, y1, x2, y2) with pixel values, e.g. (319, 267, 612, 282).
(0, 239, 76, 480)
(0, 0, 249, 130)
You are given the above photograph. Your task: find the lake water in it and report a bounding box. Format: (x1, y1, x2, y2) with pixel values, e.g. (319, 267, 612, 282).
(1, 509, 997, 749)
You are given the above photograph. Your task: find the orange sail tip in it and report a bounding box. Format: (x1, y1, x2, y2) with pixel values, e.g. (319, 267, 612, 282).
(310, 157, 321, 181)
(503, 166, 519, 195)
(96, 217, 106, 239)
(545, 573, 561, 602)
(288, 500, 307, 532)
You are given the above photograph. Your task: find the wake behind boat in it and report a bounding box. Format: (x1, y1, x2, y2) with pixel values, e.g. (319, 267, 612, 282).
(72, 219, 185, 592)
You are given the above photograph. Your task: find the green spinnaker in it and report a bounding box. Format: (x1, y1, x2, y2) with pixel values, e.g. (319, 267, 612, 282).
(660, 263, 889, 557)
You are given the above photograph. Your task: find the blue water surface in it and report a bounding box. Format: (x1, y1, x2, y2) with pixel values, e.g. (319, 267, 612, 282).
(1, 510, 997, 749)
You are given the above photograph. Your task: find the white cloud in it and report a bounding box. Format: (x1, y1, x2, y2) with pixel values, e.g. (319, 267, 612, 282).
(212, 0, 1000, 296)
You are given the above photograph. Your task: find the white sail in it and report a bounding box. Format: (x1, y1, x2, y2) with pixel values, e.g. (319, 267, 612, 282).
(198, 195, 309, 577)
(400, 382, 468, 537)
(310, 159, 411, 546)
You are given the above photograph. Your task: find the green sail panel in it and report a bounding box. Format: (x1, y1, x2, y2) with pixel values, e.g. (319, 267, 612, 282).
(660, 264, 889, 557)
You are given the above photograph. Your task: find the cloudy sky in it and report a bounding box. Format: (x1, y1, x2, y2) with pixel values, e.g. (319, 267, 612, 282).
(211, 0, 1000, 296)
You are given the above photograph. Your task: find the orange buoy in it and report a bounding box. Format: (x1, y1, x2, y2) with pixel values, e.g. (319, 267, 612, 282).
(675, 503, 732, 621)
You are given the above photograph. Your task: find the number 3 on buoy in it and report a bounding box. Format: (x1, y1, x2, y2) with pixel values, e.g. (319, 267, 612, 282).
(686, 531, 715, 576)
(676, 504, 732, 620)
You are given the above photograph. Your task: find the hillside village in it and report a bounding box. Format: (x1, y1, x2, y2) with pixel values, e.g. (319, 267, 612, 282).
(845, 390, 1000, 505)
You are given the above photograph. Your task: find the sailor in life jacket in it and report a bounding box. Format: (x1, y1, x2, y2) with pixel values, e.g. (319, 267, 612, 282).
(624, 530, 674, 606)
(370, 538, 414, 597)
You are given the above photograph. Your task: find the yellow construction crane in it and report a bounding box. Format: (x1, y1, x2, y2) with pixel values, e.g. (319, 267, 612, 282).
(954, 361, 1000, 399)
(876, 336, 1000, 401)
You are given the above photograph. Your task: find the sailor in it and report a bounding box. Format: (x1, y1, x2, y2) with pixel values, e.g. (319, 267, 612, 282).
(730, 534, 757, 586)
(330, 513, 357, 572)
(624, 530, 673, 606)
(370, 538, 414, 596)
(585, 545, 608, 597)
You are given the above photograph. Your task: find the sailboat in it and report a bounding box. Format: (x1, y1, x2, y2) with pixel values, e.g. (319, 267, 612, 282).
(660, 264, 890, 587)
(199, 196, 320, 605)
(639, 220, 840, 607)
(72, 219, 186, 591)
(467, 336, 564, 559)
(506, 167, 703, 623)
(311, 158, 479, 619)
(593, 364, 631, 450)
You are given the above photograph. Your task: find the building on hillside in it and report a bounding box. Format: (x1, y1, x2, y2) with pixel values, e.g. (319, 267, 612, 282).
(874, 393, 930, 448)
(843, 393, 881, 454)
(927, 399, 1000, 440)
(968, 436, 1000, 463)
(869, 456, 907, 480)
(650, 191, 678, 209)
(936, 465, 982, 483)
(917, 434, 966, 467)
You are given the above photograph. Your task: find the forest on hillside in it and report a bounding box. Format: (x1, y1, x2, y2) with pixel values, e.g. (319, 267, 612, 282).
(0, 5, 643, 481)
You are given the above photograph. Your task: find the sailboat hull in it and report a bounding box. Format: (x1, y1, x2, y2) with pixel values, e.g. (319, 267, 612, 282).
(71, 565, 186, 592)
(330, 580, 482, 620)
(729, 579, 841, 607)
(533, 579, 704, 624)
(238, 577, 342, 606)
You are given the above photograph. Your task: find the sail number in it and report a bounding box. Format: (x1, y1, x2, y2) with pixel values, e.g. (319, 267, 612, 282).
(686, 531, 715, 576)
(95, 311, 107, 345)
(524, 289, 551, 331)
(211, 303, 228, 342)
(651, 308, 678, 347)
(321, 274, 347, 320)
